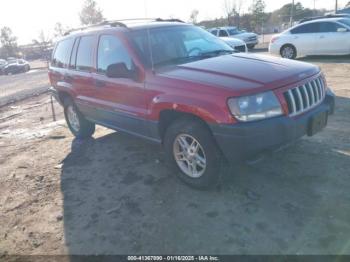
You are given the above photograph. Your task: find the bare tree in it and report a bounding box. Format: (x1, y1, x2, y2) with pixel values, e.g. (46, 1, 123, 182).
(189, 10, 199, 24)
(222, 0, 243, 27)
(0, 27, 18, 57)
(79, 0, 104, 25)
(32, 30, 52, 61)
(250, 0, 266, 33)
(54, 22, 70, 38)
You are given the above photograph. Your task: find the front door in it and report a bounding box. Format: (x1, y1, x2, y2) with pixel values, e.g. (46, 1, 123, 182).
(316, 21, 350, 55)
(91, 34, 147, 136)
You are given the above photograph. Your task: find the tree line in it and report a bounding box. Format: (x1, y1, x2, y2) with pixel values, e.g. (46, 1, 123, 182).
(1, 0, 348, 59)
(0, 0, 104, 59)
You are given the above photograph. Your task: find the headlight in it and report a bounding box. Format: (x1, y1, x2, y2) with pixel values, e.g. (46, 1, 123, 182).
(227, 91, 283, 122)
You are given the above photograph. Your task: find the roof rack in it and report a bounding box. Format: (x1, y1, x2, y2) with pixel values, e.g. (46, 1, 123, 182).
(64, 18, 185, 36)
(64, 20, 127, 36)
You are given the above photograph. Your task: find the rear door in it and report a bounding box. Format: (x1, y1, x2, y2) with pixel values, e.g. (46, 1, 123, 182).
(290, 22, 319, 55)
(91, 34, 147, 135)
(49, 37, 75, 92)
(317, 21, 350, 55)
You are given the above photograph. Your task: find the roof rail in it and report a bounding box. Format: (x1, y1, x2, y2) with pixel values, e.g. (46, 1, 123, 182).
(64, 20, 127, 36)
(63, 18, 185, 36)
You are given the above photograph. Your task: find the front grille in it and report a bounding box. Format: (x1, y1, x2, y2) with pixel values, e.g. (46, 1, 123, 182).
(283, 76, 326, 116)
(234, 45, 246, 52)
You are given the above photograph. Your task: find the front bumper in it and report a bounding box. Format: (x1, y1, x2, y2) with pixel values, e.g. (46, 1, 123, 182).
(210, 93, 335, 162)
(245, 39, 258, 46)
(268, 43, 281, 56)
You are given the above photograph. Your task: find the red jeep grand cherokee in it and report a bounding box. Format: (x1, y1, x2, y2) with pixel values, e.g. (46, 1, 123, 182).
(49, 19, 335, 188)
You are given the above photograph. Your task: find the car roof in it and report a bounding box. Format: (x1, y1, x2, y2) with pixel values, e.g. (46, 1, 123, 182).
(298, 17, 347, 25)
(210, 26, 237, 30)
(59, 19, 188, 41)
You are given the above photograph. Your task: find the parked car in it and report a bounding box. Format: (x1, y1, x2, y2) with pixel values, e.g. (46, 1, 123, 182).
(209, 27, 259, 49)
(0, 59, 8, 75)
(49, 19, 335, 189)
(269, 18, 350, 59)
(2, 59, 30, 75)
(220, 37, 247, 53)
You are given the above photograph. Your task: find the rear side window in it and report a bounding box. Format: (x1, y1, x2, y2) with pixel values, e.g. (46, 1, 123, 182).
(76, 36, 95, 71)
(211, 30, 218, 36)
(51, 38, 75, 68)
(97, 35, 133, 73)
(219, 30, 228, 37)
(291, 23, 320, 34)
(319, 22, 345, 32)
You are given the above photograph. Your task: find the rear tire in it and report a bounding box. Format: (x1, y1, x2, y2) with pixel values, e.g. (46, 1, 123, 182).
(63, 97, 95, 139)
(164, 117, 223, 189)
(247, 44, 255, 50)
(280, 44, 297, 59)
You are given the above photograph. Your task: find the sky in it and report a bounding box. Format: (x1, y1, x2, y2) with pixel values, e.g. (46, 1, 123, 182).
(0, 0, 348, 44)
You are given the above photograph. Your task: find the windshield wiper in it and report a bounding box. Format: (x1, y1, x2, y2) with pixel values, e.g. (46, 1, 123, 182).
(199, 49, 234, 58)
(154, 55, 203, 67)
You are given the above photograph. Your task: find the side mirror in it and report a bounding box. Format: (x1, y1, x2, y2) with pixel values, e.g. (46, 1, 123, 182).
(337, 27, 348, 32)
(106, 63, 133, 79)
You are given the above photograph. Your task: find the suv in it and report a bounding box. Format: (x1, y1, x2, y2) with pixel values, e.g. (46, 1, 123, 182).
(209, 27, 259, 49)
(49, 19, 335, 189)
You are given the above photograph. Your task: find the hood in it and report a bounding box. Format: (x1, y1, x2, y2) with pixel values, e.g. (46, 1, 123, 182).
(229, 32, 257, 40)
(158, 53, 319, 96)
(220, 37, 246, 46)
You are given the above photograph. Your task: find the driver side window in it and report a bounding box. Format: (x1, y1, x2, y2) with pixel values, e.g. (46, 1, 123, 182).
(97, 35, 133, 74)
(219, 30, 228, 37)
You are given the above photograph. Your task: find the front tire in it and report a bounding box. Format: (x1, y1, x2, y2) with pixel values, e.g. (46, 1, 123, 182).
(63, 98, 95, 139)
(164, 118, 223, 189)
(280, 44, 297, 59)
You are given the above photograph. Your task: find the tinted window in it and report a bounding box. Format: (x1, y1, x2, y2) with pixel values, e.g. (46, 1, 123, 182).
(52, 38, 75, 68)
(320, 22, 347, 32)
(76, 36, 95, 71)
(97, 35, 133, 74)
(219, 30, 228, 37)
(291, 23, 320, 34)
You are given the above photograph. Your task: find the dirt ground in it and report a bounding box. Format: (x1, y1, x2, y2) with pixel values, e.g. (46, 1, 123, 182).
(0, 54, 350, 256)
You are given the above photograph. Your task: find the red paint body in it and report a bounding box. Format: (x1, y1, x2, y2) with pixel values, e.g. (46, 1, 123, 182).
(48, 23, 322, 131)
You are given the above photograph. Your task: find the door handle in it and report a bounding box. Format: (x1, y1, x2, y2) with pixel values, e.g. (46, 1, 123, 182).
(95, 79, 106, 88)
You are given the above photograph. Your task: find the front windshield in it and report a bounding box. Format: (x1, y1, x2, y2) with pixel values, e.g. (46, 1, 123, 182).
(228, 28, 240, 35)
(339, 19, 350, 27)
(129, 25, 233, 68)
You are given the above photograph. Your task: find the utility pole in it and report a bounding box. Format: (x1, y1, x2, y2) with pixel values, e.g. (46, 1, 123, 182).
(290, 0, 295, 27)
(335, 0, 338, 13)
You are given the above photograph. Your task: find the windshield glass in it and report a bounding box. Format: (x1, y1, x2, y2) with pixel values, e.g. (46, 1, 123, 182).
(128, 25, 233, 68)
(339, 19, 350, 27)
(228, 28, 240, 35)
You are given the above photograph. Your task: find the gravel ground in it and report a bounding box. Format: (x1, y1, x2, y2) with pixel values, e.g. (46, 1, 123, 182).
(0, 54, 349, 256)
